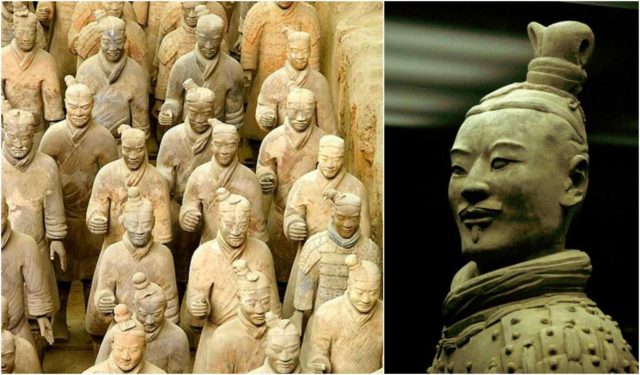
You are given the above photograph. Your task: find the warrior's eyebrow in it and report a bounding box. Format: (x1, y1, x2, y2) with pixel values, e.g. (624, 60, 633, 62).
(489, 140, 526, 153)
(449, 147, 471, 157)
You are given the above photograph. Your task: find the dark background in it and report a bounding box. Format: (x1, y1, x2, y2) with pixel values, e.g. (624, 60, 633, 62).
(384, 2, 639, 373)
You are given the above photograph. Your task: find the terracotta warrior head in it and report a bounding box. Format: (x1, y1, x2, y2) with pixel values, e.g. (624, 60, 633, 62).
(210, 121, 239, 166)
(123, 187, 154, 247)
(196, 14, 224, 59)
(233, 260, 271, 326)
(64, 76, 94, 128)
(102, 1, 124, 18)
(283, 28, 310, 71)
(12, 7, 37, 52)
(286, 88, 315, 132)
(324, 189, 361, 239)
(118, 125, 147, 171)
(449, 21, 593, 272)
(217, 188, 250, 248)
(1, 330, 15, 374)
(264, 313, 300, 374)
(132, 272, 166, 334)
(109, 304, 147, 372)
(97, 14, 126, 62)
(183, 79, 215, 134)
(182, 2, 207, 28)
(318, 135, 345, 179)
(345, 255, 381, 314)
(2, 109, 36, 160)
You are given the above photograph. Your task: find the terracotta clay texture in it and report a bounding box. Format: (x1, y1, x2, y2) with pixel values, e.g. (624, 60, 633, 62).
(35, 2, 78, 91)
(83, 304, 166, 374)
(256, 88, 327, 283)
(1, 329, 42, 374)
(429, 21, 639, 373)
(2, 10, 64, 149)
(179, 123, 268, 243)
(96, 272, 190, 373)
(241, 1, 321, 141)
(2, 110, 66, 315)
(156, 81, 215, 284)
(197, 264, 272, 373)
(85, 187, 178, 338)
(75, 17, 150, 140)
(294, 190, 381, 314)
(2, 3, 47, 50)
(282, 135, 370, 317)
(159, 14, 243, 129)
(255, 29, 337, 136)
(249, 315, 302, 374)
(187, 189, 280, 372)
(301, 256, 383, 373)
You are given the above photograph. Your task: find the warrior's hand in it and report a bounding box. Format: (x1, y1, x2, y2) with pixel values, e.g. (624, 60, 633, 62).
(98, 295, 116, 315)
(288, 221, 307, 241)
(50, 240, 67, 272)
(158, 110, 173, 127)
(190, 299, 208, 318)
(259, 175, 276, 195)
(88, 215, 108, 234)
(258, 111, 276, 130)
(308, 359, 329, 374)
(36, 316, 54, 345)
(182, 210, 201, 232)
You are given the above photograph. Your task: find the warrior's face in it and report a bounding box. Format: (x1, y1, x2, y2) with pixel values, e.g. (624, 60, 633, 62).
(196, 26, 222, 59)
(111, 334, 145, 372)
(100, 31, 126, 62)
(181, 2, 200, 28)
(134, 297, 165, 334)
(187, 101, 215, 134)
(123, 211, 154, 247)
(449, 109, 588, 269)
(102, 1, 124, 18)
(276, 1, 293, 9)
(333, 207, 360, 239)
(286, 99, 314, 132)
(65, 92, 93, 128)
(3, 123, 34, 160)
(347, 279, 379, 314)
(238, 289, 270, 326)
(287, 38, 310, 71)
(1, 334, 15, 374)
(211, 133, 239, 166)
(121, 137, 146, 171)
(266, 335, 300, 374)
(13, 22, 36, 52)
(219, 211, 249, 248)
(318, 149, 344, 179)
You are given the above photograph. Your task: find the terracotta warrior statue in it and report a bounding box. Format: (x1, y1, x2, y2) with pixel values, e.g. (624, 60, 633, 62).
(188, 189, 280, 371)
(1, 329, 41, 374)
(39, 75, 119, 341)
(67, 1, 137, 54)
(241, 1, 321, 154)
(159, 13, 243, 129)
(96, 272, 190, 373)
(84, 304, 165, 374)
(157, 79, 215, 298)
(1, 198, 54, 349)
(249, 314, 302, 374)
(429, 21, 639, 373)
(69, 2, 147, 72)
(1, 109, 66, 353)
(35, 2, 78, 91)
(291, 189, 381, 330)
(257, 87, 327, 286)
(199, 265, 273, 373)
(75, 15, 150, 142)
(86, 187, 178, 342)
(180, 122, 267, 243)
(302, 255, 383, 373)
(2, 2, 47, 50)
(154, 4, 209, 142)
(282, 135, 370, 317)
(87, 125, 172, 250)
(2, 9, 64, 149)
(256, 28, 337, 135)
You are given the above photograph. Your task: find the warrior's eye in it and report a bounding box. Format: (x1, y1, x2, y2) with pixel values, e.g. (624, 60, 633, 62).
(491, 158, 513, 171)
(451, 165, 466, 176)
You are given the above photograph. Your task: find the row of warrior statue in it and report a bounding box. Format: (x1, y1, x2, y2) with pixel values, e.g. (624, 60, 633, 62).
(1, 1, 382, 374)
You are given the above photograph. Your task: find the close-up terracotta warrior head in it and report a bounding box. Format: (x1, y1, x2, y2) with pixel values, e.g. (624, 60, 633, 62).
(12, 8, 37, 52)
(217, 188, 251, 248)
(2, 109, 36, 161)
(196, 14, 224, 59)
(286, 88, 315, 132)
(317, 135, 345, 179)
(283, 28, 311, 71)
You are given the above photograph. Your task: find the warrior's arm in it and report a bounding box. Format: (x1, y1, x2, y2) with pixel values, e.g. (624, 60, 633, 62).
(178, 173, 203, 232)
(239, 7, 262, 72)
(155, 141, 177, 194)
(255, 77, 279, 131)
(98, 137, 119, 168)
(283, 179, 307, 239)
(160, 63, 186, 123)
(131, 77, 151, 137)
(42, 59, 65, 122)
(256, 139, 278, 192)
(160, 254, 179, 323)
(86, 169, 111, 228)
(22, 240, 55, 317)
(294, 245, 319, 313)
(224, 64, 245, 128)
(151, 180, 173, 244)
(185, 248, 213, 324)
(44, 166, 67, 240)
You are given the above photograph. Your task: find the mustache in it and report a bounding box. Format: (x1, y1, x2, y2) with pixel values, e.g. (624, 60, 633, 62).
(458, 202, 503, 219)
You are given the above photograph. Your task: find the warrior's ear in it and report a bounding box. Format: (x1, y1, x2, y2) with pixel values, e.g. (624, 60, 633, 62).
(527, 22, 546, 58)
(560, 154, 589, 207)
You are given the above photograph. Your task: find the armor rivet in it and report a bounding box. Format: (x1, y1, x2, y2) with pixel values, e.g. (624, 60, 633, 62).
(582, 327, 591, 334)
(580, 301, 588, 307)
(505, 345, 513, 355)
(605, 335, 613, 343)
(598, 326, 605, 332)
(550, 358, 558, 370)
(567, 319, 576, 326)
(587, 308, 596, 315)
(510, 317, 520, 325)
(622, 360, 630, 370)
(512, 331, 521, 340)
(491, 331, 499, 341)
(592, 356, 601, 366)
(466, 362, 472, 372)
(548, 345, 558, 355)
(540, 318, 550, 324)
(507, 363, 516, 373)
(567, 306, 576, 312)
(523, 340, 533, 348)
(546, 328, 554, 336)
(588, 344, 596, 354)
